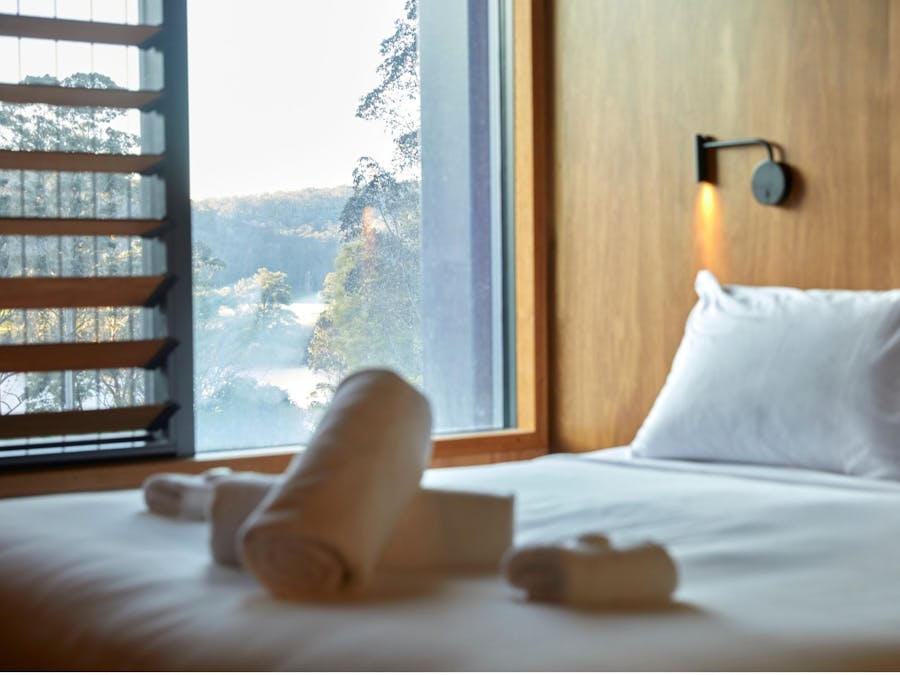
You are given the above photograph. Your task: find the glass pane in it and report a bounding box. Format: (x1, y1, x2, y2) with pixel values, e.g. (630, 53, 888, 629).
(17, 0, 55, 17)
(0, 38, 147, 92)
(0, 170, 161, 218)
(0, 104, 144, 154)
(189, 0, 509, 452)
(11, 0, 142, 24)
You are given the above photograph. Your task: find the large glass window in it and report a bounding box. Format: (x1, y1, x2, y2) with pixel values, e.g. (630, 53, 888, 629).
(0, 0, 519, 466)
(188, 0, 513, 452)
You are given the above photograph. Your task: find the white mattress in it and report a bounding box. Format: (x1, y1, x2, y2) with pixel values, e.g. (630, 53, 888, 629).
(4, 449, 900, 670)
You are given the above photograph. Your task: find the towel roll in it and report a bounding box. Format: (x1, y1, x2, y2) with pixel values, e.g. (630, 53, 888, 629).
(238, 369, 432, 599)
(142, 467, 233, 520)
(503, 533, 677, 607)
(210, 474, 513, 572)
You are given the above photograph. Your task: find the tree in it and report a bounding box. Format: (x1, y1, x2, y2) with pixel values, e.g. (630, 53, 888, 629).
(191, 188, 344, 289)
(192, 245, 313, 449)
(253, 268, 293, 327)
(356, 0, 420, 172)
(307, 0, 423, 395)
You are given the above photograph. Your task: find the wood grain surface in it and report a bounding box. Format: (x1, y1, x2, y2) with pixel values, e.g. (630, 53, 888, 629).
(550, 0, 899, 451)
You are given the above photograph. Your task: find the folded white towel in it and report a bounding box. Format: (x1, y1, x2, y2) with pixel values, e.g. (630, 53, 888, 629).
(142, 467, 233, 520)
(238, 369, 433, 599)
(209, 473, 514, 571)
(209, 472, 282, 567)
(502, 533, 677, 607)
(380, 487, 514, 572)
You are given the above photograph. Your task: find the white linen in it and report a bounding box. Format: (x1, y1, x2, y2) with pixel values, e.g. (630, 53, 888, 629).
(239, 369, 432, 599)
(632, 270, 900, 479)
(4, 451, 900, 669)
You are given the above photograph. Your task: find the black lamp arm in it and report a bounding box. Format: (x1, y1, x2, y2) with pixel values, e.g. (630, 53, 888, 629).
(701, 137, 774, 162)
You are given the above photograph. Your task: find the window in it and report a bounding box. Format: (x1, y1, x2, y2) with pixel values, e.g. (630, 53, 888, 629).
(0, 0, 546, 468)
(0, 0, 192, 464)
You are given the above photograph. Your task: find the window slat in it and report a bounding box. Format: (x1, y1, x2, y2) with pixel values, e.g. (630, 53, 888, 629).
(0, 338, 176, 372)
(0, 83, 162, 110)
(0, 13, 161, 46)
(0, 433, 155, 453)
(0, 403, 177, 439)
(0, 0, 189, 466)
(0, 274, 174, 309)
(0, 217, 167, 237)
(0, 150, 163, 174)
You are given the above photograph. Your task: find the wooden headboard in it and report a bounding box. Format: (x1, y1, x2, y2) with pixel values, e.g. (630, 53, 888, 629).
(548, 0, 900, 452)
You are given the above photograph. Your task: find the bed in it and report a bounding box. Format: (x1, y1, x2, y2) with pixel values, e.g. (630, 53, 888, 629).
(4, 271, 900, 670)
(3, 447, 900, 671)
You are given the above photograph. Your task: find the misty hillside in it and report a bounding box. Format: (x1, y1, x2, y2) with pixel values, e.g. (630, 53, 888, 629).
(192, 186, 351, 294)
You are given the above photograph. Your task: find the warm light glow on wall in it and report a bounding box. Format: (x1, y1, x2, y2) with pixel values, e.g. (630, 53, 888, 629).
(699, 181, 716, 218)
(693, 182, 727, 276)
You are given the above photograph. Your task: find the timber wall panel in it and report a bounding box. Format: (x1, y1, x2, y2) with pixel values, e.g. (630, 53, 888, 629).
(550, 0, 898, 451)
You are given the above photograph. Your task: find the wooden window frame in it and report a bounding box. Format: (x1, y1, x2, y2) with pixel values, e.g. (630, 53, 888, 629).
(0, 0, 549, 498)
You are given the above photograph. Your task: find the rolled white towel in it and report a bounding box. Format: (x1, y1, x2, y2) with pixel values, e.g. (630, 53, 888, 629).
(142, 467, 233, 520)
(238, 369, 433, 599)
(502, 533, 677, 607)
(209, 473, 513, 572)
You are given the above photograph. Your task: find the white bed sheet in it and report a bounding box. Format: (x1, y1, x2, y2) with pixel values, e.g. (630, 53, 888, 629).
(3, 450, 900, 670)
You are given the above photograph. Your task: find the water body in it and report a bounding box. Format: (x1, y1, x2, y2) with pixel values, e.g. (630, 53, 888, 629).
(243, 296, 328, 409)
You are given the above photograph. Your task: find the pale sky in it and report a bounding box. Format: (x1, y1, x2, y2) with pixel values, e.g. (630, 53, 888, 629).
(186, 0, 405, 198)
(0, 0, 404, 198)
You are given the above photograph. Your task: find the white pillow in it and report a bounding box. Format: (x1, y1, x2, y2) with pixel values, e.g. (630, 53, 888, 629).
(631, 270, 900, 479)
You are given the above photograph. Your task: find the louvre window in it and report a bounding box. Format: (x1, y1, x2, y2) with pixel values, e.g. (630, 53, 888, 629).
(1, 0, 534, 469)
(0, 0, 193, 464)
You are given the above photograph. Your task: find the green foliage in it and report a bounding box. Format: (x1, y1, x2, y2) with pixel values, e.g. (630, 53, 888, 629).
(308, 224, 421, 381)
(195, 256, 306, 378)
(357, 0, 420, 171)
(0, 73, 148, 414)
(192, 242, 316, 450)
(338, 157, 418, 241)
(1, 74, 139, 155)
(308, 0, 423, 396)
(192, 187, 346, 288)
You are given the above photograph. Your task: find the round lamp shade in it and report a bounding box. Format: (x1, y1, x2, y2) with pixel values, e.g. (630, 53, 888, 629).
(751, 160, 791, 205)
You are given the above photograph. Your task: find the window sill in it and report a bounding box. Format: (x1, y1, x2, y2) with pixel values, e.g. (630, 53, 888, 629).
(0, 430, 547, 499)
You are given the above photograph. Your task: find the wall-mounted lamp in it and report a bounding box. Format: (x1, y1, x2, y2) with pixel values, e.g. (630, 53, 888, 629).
(695, 134, 791, 205)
